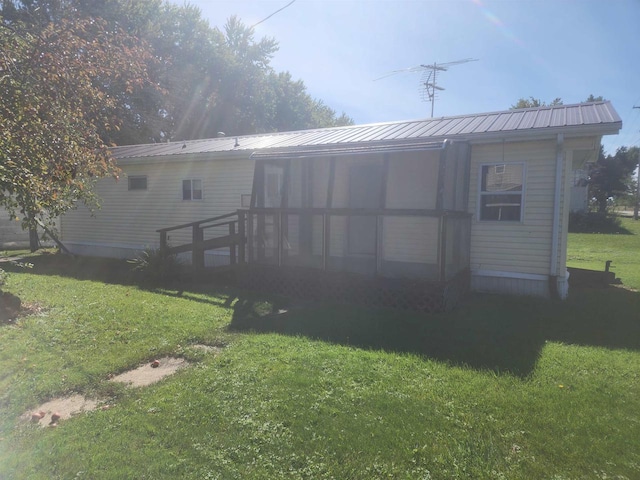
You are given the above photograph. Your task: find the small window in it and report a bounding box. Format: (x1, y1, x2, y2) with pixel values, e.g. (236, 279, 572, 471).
(128, 176, 147, 191)
(183, 179, 203, 200)
(479, 164, 524, 221)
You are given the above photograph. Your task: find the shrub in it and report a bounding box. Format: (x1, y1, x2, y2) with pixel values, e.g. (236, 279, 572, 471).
(569, 212, 630, 234)
(128, 247, 183, 285)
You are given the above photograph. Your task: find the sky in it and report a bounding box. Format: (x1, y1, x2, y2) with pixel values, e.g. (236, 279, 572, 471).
(177, 0, 640, 155)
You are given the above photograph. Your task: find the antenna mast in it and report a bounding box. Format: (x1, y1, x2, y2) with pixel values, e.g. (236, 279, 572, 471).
(376, 58, 478, 117)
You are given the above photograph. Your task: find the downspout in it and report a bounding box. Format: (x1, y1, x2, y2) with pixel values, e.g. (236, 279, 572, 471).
(549, 133, 564, 299)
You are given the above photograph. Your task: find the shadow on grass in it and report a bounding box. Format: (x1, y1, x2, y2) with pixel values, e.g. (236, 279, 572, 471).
(228, 286, 640, 377)
(1, 252, 234, 307)
(7, 253, 640, 377)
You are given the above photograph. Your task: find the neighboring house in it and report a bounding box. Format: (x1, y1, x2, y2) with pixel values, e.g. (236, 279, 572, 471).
(60, 101, 621, 305)
(0, 206, 29, 248)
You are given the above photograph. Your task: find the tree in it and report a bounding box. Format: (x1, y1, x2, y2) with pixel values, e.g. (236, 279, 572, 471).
(511, 97, 563, 109)
(589, 146, 639, 213)
(0, 14, 154, 235)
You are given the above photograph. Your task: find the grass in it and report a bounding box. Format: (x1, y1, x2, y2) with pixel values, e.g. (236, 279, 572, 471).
(0, 229, 639, 479)
(568, 216, 640, 289)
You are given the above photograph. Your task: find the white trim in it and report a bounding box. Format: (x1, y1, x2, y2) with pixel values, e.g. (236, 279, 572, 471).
(477, 161, 526, 222)
(65, 240, 150, 250)
(64, 240, 232, 256)
(181, 178, 204, 201)
(472, 269, 548, 281)
(550, 133, 564, 276)
(473, 269, 570, 282)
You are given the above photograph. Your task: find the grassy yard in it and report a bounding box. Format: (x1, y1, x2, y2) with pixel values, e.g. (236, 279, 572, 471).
(0, 225, 639, 479)
(568, 216, 640, 289)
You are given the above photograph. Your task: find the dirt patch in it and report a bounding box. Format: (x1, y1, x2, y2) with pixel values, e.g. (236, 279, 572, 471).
(1, 292, 47, 325)
(109, 357, 188, 388)
(22, 395, 99, 428)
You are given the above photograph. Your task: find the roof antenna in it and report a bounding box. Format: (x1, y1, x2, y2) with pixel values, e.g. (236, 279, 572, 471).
(375, 58, 478, 117)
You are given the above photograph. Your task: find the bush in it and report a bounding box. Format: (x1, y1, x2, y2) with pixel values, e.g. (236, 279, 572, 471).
(569, 212, 630, 234)
(128, 248, 183, 285)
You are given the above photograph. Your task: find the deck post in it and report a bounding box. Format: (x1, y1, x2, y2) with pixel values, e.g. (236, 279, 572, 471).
(229, 222, 237, 265)
(322, 213, 330, 270)
(375, 215, 381, 275)
(247, 213, 254, 263)
(159, 231, 168, 254)
(277, 211, 284, 267)
(238, 210, 246, 264)
(192, 225, 204, 270)
(438, 214, 448, 282)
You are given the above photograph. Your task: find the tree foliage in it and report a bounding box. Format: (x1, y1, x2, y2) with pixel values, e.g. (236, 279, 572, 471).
(0, 0, 353, 234)
(2, 0, 353, 146)
(0, 10, 154, 230)
(589, 146, 639, 213)
(511, 97, 563, 109)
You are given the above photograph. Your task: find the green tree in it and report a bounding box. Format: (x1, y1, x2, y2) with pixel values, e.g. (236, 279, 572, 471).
(589, 146, 639, 213)
(0, 14, 153, 234)
(511, 97, 563, 109)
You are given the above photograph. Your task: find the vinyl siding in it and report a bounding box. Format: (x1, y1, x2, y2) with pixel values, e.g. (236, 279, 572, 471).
(0, 206, 29, 247)
(61, 158, 254, 256)
(468, 140, 556, 276)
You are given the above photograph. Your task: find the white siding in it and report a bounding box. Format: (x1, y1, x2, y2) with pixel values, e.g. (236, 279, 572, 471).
(468, 140, 556, 276)
(0, 206, 29, 247)
(61, 158, 255, 258)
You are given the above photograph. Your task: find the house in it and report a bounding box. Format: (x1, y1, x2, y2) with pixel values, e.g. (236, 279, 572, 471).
(0, 206, 30, 248)
(60, 101, 621, 309)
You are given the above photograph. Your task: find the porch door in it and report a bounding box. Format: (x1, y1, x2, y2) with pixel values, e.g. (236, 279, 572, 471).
(348, 164, 383, 256)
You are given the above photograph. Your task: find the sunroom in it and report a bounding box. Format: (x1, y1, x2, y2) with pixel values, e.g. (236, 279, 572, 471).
(238, 140, 472, 311)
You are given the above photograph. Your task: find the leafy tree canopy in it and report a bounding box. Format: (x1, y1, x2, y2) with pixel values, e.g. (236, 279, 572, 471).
(589, 146, 639, 213)
(2, 0, 353, 145)
(0, 0, 353, 234)
(510, 95, 604, 110)
(511, 97, 563, 109)
(0, 10, 154, 230)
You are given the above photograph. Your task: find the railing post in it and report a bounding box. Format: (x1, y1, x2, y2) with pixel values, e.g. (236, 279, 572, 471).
(193, 224, 204, 270)
(277, 211, 284, 267)
(238, 210, 246, 264)
(160, 231, 168, 255)
(247, 213, 254, 263)
(375, 215, 381, 276)
(229, 222, 237, 265)
(439, 214, 448, 282)
(322, 213, 330, 270)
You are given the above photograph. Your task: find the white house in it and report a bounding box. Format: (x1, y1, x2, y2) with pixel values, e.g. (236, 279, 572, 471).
(60, 101, 621, 307)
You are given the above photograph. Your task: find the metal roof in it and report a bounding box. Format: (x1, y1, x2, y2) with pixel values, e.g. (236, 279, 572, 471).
(112, 101, 621, 160)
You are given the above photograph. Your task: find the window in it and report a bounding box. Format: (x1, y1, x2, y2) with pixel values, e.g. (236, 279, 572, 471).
(479, 164, 524, 221)
(182, 179, 203, 200)
(128, 176, 147, 191)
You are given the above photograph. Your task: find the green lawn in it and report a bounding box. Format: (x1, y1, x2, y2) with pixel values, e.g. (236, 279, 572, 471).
(568, 216, 640, 289)
(0, 229, 639, 479)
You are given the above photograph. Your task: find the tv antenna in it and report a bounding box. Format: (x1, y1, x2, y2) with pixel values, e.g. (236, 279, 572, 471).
(375, 58, 478, 117)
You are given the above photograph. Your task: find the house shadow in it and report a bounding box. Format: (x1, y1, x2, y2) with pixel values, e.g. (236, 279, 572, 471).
(0, 252, 233, 307)
(228, 285, 640, 378)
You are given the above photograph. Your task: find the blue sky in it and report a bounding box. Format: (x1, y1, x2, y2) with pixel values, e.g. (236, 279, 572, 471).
(180, 0, 640, 154)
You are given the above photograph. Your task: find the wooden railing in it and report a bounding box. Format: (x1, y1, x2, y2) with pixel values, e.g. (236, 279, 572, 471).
(157, 211, 246, 269)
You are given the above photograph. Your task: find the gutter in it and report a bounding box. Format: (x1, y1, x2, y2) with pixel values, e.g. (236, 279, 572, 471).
(549, 133, 564, 299)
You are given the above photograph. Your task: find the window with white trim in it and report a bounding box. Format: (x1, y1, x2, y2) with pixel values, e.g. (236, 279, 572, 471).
(479, 164, 523, 221)
(128, 176, 147, 191)
(182, 179, 203, 200)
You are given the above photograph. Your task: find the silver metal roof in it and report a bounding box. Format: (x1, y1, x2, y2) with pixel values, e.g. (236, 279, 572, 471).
(112, 101, 621, 160)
